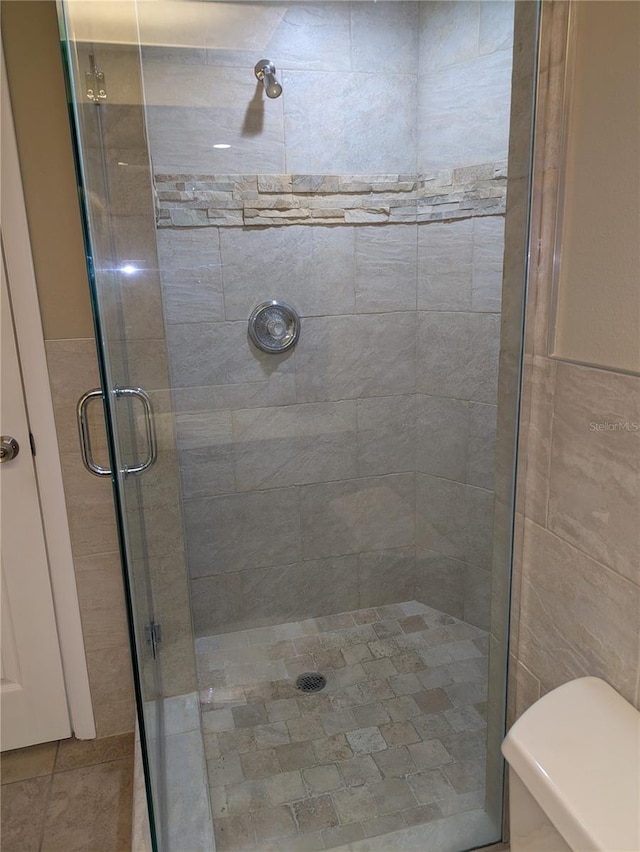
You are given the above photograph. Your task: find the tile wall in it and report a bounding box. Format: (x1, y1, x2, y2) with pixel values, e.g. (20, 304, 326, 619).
(139, 1, 515, 636)
(509, 1, 640, 720)
(45, 340, 136, 738)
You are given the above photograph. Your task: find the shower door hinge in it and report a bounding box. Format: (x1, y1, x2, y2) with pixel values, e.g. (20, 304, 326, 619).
(145, 622, 163, 660)
(85, 56, 107, 102)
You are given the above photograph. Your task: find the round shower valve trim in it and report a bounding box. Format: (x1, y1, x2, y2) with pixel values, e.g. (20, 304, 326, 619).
(248, 300, 300, 353)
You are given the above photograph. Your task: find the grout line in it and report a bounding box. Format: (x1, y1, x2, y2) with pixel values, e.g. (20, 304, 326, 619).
(37, 766, 56, 852)
(50, 755, 133, 779)
(53, 739, 135, 775)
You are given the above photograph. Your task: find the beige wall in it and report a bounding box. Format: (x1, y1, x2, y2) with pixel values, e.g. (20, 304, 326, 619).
(2, 1, 135, 737)
(552, 2, 640, 374)
(509, 1, 640, 724)
(2, 0, 94, 340)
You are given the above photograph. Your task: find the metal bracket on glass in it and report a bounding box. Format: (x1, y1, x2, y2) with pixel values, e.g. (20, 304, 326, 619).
(85, 54, 107, 102)
(77, 386, 157, 478)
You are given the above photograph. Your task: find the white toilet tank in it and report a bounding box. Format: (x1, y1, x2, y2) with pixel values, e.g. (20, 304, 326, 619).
(502, 677, 640, 852)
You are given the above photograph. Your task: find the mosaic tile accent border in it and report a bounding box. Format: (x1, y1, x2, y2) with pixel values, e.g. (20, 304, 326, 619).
(155, 161, 507, 228)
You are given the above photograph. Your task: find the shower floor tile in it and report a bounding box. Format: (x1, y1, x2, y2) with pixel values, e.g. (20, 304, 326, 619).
(196, 601, 489, 852)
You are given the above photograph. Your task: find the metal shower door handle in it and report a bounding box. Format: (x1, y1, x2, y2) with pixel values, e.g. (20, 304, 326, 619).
(77, 389, 111, 477)
(77, 386, 157, 478)
(114, 386, 158, 475)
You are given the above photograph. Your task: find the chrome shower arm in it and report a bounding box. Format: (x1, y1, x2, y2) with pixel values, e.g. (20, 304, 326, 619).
(254, 59, 283, 99)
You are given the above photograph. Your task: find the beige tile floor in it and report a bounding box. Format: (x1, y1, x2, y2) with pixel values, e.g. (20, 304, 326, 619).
(0, 733, 134, 852)
(196, 601, 489, 852)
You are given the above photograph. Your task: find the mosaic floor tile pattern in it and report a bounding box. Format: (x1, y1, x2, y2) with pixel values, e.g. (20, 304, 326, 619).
(196, 602, 489, 852)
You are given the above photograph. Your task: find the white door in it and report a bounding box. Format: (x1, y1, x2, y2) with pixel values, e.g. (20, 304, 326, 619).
(0, 252, 71, 750)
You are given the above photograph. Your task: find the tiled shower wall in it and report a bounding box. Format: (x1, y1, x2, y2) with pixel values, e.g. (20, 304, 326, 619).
(141, 1, 514, 636)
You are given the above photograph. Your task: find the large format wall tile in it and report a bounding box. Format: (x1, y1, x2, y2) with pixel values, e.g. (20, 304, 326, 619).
(416, 395, 469, 483)
(83, 647, 136, 740)
(463, 564, 492, 630)
(175, 411, 236, 498)
(518, 355, 556, 528)
(231, 401, 358, 490)
(518, 519, 640, 705)
(73, 553, 130, 653)
(143, 63, 286, 174)
(416, 475, 468, 562)
(356, 395, 416, 477)
(479, 1, 516, 56)
(157, 228, 224, 324)
(358, 547, 417, 609)
(418, 50, 513, 171)
(471, 216, 505, 312)
(467, 401, 497, 491)
(219, 225, 356, 320)
(355, 225, 418, 314)
(191, 555, 361, 635)
(184, 486, 301, 577)
(418, 216, 505, 314)
(59, 453, 120, 558)
(283, 70, 417, 174)
(295, 313, 416, 402)
(146, 104, 286, 175)
(261, 3, 352, 72)
(416, 473, 494, 572)
(418, 219, 474, 312)
(242, 556, 360, 626)
(172, 376, 298, 414)
(418, 2, 482, 74)
(191, 573, 244, 636)
(414, 548, 465, 619)
(351, 2, 420, 75)
(547, 362, 640, 585)
(167, 321, 296, 388)
(299, 474, 415, 560)
(203, 2, 352, 73)
(466, 482, 495, 570)
(417, 311, 500, 403)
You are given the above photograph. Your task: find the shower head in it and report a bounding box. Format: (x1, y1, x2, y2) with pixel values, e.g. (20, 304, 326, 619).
(254, 59, 283, 99)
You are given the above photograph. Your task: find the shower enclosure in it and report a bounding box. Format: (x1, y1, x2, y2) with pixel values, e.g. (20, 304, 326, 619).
(59, 1, 538, 849)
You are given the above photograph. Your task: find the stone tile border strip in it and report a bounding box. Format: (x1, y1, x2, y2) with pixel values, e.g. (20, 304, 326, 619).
(155, 161, 507, 228)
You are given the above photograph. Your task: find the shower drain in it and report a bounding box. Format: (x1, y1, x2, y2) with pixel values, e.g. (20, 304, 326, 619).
(295, 672, 327, 693)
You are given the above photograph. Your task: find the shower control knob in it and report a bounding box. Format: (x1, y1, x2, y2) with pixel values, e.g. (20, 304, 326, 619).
(267, 318, 287, 339)
(248, 300, 300, 354)
(0, 436, 20, 463)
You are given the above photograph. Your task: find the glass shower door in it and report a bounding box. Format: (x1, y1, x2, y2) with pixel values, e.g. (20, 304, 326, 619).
(59, 4, 207, 850)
